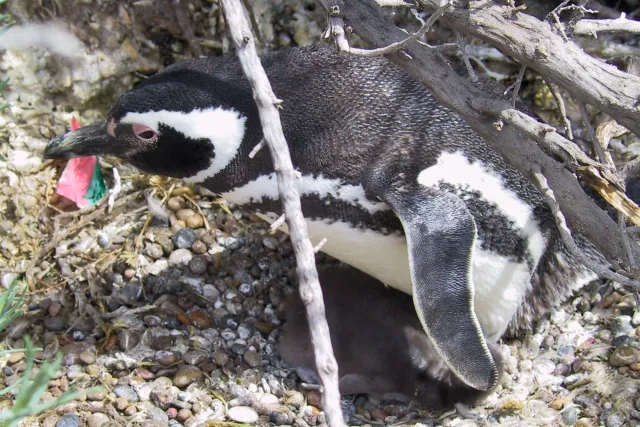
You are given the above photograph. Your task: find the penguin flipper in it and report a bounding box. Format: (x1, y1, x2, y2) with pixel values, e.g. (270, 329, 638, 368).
(381, 185, 498, 391)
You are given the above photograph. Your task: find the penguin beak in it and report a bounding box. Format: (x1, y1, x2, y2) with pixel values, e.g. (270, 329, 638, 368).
(44, 121, 113, 159)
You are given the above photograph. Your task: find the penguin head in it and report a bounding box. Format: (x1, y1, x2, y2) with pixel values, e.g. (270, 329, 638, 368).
(44, 69, 251, 182)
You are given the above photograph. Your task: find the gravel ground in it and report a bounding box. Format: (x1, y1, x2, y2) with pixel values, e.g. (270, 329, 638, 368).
(1, 3, 640, 427)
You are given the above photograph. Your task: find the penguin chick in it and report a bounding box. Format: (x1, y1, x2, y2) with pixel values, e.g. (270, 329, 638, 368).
(278, 265, 504, 410)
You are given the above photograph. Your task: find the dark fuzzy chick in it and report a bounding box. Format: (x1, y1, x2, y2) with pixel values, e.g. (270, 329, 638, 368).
(278, 265, 504, 410)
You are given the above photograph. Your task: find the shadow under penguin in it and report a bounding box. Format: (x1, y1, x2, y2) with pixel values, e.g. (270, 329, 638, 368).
(277, 265, 504, 412)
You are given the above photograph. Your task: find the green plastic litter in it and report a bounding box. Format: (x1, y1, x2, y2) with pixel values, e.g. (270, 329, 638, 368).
(84, 162, 107, 205)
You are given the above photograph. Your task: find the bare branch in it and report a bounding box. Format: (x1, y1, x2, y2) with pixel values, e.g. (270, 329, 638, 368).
(579, 103, 608, 165)
(220, 2, 345, 426)
(338, 2, 449, 57)
(533, 167, 640, 289)
(313, 237, 328, 253)
(269, 213, 286, 232)
(414, 0, 640, 138)
(511, 65, 526, 108)
(572, 15, 640, 37)
(546, 81, 573, 140)
(456, 33, 478, 83)
(249, 138, 265, 158)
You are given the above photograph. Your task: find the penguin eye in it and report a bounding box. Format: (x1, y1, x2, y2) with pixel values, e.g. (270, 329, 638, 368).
(132, 123, 157, 142)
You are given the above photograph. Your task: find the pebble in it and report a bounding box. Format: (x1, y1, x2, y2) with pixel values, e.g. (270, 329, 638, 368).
(190, 311, 213, 329)
(56, 414, 81, 427)
(44, 316, 66, 331)
(173, 228, 196, 249)
(88, 413, 109, 427)
(561, 406, 578, 425)
(174, 365, 203, 388)
(244, 350, 261, 367)
(612, 315, 633, 337)
(176, 208, 196, 221)
(612, 335, 631, 348)
(203, 284, 221, 300)
(114, 384, 139, 402)
(632, 311, 640, 326)
(79, 350, 96, 365)
(185, 213, 204, 229)
(214, 349, 229, 366)
(228, 406, 259, 424)
(183, 350, 207, 365)
(145, 242, 164, 259)
(168, 249, 193, 266)
(168, 197, 186, 212)
(177, 408, 192, 422)
(191, 240, 207, 254)
(167, 407, 178, 419)
(155, 351, 179, 366)
(189, 256, 207, 274)
(609, 346, 638, 367)
(583, 311, 598, 324)
(148, 406, 169, 423)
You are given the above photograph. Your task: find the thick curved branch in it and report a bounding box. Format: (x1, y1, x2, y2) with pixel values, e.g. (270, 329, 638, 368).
(220, 2, 345, 426)
(572, 16, 640, 37)
(316, 0, 639, 274)
(414, 0, 640, 137)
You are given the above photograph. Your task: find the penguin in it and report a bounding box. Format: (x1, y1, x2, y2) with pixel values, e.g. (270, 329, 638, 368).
(278, 264, 504, 410)
(43, 43, 599, 392)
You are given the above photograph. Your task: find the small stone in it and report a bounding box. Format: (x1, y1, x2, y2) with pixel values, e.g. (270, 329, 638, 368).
(124, 406, 137, 416)
(228, 406, 259, 424)
(596, 329, 612, 341)
(44, 316, 66, 331)
(612, 335, 631, 348)
(189, 256, 207, 274)
(561, 406, 578, 426)
(609, 346, 638, 367)
(173, 228, 196, 249)
(190, 311, 214, 329)
(174, 365, 203, 388)
(630, 362, 640, 371)
(284, 390, 304, 407)
(606, 414, 625, 427)
(167, 407, 178, 419)
(56, 414, 81, 427)
(306, 391, 322, 408)
(185, 214, 204, 229)
(88, 413, 109, 427)
(72, 330, 86, 341)
(114, 385, 139, 402)
(168, 197, 186, 212)
(87, 387, 107, 401)
(148, 406, 169, 423)
(550, 398, 566, 410)
(155, 351, 179, 366)
(191, 240, 207, 254)
(176, 208, 196, 221)
(214, 350, 229, 366)
(370, 407, 388, 422)
(583, 312, 598, 324)
(612, 315, 633, 337)
(116, 396, 128, 411)
(183, 350, 207, 365)
(632, 311, 640, 326)
(145, 243, 164, 260)
(262, 236, 279, 250)
(243, 350, 261, 367)
(177, 408, 192, 422)
(79, 350, 96, 365)
(203, 284, 220, 300)
(169, 249, 193, 266)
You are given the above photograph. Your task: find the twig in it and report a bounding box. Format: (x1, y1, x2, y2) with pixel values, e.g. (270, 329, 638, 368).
(546, 81, 573, 140)
(548, 0, 571, 41)
(328, 1, 449, 57)
(313, 237, 327, 253)
(511, 65, 526, 108)
(269, 213, 286, 232)
(220, 1, 345, 426)
(456, 33, 477, 83)
(102, 304, 157, 320)
(249, 138, 266, 159)
(579, 103, 608, 165)
(533, 167, 640, 289)
(572, 14, 640, 37)
(107, 167, 122, 214)
(620, 215, 638, 271)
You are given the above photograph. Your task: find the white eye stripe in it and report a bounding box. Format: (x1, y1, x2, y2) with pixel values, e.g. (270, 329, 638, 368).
(120, 107, 247, 182)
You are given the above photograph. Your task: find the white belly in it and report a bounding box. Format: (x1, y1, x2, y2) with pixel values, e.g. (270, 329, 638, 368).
(259, 213, 532, 341)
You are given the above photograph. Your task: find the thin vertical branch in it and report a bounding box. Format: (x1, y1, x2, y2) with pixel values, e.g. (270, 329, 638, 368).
(219, 1, 346, 426)
(579, 103, 608, 165)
